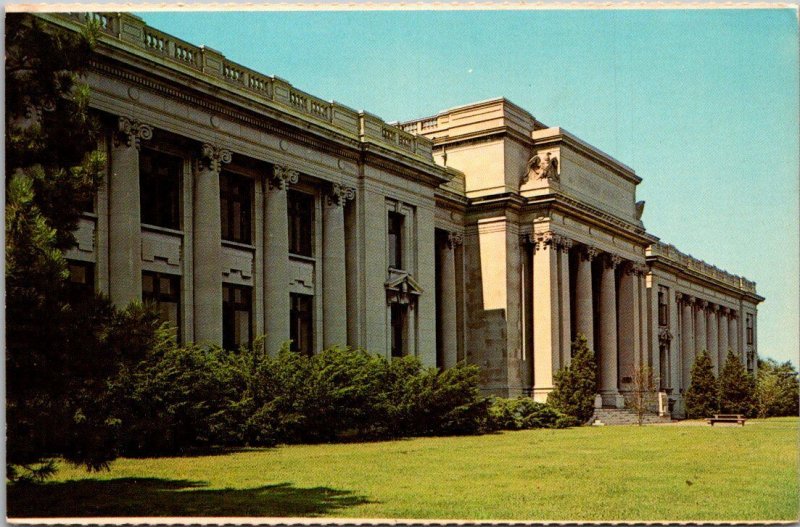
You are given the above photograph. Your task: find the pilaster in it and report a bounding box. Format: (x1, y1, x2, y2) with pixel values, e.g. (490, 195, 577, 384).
(439, 232, 461, 369)
(322, 183, 355, 348)
(193, 143, 230, 346)
(108, 116, 152, 307)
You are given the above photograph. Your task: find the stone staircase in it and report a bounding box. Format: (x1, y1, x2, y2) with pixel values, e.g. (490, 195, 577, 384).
(591, 407, 673, 426)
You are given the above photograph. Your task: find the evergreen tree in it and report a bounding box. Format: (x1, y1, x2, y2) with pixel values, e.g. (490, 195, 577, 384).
(718, 350, 755, 416)
(548, 334, 597, 423)
(6, 14, 159, 479)
(684, 350, 718, 418)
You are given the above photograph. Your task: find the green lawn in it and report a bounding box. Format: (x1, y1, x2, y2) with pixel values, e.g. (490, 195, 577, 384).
(8, 417, 799, 521)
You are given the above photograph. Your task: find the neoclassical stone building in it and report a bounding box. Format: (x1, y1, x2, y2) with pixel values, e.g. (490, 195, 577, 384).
(42, 12, 762, 417)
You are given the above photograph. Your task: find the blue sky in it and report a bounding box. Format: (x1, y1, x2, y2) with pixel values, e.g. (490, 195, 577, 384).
(138, 9, 799, 366)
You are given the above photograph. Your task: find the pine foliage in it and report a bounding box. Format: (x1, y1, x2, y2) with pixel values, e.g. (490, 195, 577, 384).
(718, 350, 755, 416)
(684, 350, 718, 418)
(548, 334, 598, 423)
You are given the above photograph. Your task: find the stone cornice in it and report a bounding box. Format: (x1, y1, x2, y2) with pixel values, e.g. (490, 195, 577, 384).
(38, 12, 448, 186)
(647, 241, 762, 302)
(531, 127, 641, 185)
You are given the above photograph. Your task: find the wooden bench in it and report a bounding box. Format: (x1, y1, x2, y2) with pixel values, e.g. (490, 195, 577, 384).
(707, 414, 746, 426)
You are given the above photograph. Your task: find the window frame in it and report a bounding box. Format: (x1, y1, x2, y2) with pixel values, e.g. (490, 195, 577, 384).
(142, 270, 181, 340)
(222, 283, 253, 350)
(388, 211, 404, 270)
(66, 260, 95, 303)
(290, 293, 314, 356)
(139, 148, 183, 230)
(220, 171, 253, 245)
(288, 189, 315, 258)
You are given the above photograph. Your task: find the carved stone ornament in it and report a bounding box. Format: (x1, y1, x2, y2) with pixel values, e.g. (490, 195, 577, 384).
(198, 143, 232, 173)
(532, 231, 572, 252)
(447, 232, 463, 249)
(628, 263, 649, 276)
(580, 244, 600, 261)
(605, 253, 624, 269)
(327, 183, 356, 207)
(526, 152, 559, 182)
(658, 326, 673, 343)
(635, 200, 646, 220)
(270, 165, 299, 190)
(115, 116, 153, 150)
(697, 299, 709, 310)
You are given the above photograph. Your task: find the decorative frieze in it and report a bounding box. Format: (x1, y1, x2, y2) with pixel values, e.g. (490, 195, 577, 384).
(198, 143, 232, 173)
(270, 165, 299, 191)
(326, 183, 356, 207)
(115, 116, 153, 149)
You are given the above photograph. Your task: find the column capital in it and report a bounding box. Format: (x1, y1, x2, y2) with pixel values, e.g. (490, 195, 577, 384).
(719, 306, 730, 316)
(603, 253, 623, 269)
(579, 244, 600, 262)
(697, 299, 709, 310)
(198, 143, 232, 173)
(625, 262, 649, 276)
(708, 303, 719, 312)
(270, 165, 299, 191)
(447, 232, 464, 249)
(114, 116, 152, 150)
(532, 231, 571, 252)
(326, 182, 356, 207)
(729, 309, 738, 320)
(676, 292, 692, 305)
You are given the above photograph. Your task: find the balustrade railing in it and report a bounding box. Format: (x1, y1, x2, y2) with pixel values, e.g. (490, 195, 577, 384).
(649, 242, 757, 293)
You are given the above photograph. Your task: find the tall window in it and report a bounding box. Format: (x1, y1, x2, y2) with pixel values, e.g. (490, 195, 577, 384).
(288, 190, 314, 257)
(391, 303, 407, 357)
(290, 293, 313, 355)
(658, 287, 669, 326)
(388, 211, 404, 269)
(746, 314, 754, 345)
(140, 149, 182, 229)
(67, 260, 95, 303)
(220, 172, 252, 244)
(142, 271, 181, 338)
(223, 284, 252, 350)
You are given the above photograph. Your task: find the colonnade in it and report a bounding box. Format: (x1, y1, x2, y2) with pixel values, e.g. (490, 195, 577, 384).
(676, 292, 740, 383)
(526, 231, 648, 407)
(108, 115, 356, 351)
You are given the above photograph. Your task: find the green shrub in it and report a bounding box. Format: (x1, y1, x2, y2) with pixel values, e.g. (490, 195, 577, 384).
(548, 334, 597, 423)
(113, 330, 248, 456)
(684, 350, 718, 418)
(718, 350, 755, 416)
(487, 397, 571, 430)
(755, 358, 800, 418)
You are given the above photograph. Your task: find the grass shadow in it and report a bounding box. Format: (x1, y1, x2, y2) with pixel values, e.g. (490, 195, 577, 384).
(8, 477, 371, 517)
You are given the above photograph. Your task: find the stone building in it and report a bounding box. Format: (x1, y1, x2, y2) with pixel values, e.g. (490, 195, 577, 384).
(44, 12, 762, 417)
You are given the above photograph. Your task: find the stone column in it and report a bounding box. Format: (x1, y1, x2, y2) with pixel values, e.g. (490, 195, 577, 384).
(718, 307, 729, 366)
(575, 245, 598, 351)
(679, 293, 695, 391)
(557, 238, 573, 366)
(729, 311, 739, 360)
(668, 289, 680, 392)
(617, 262, 637, 388)
(193, 144, 231, 346)
(707, 304, 719, 374)
(695, 300, 707, 357)
(439, 232, 461, 369)
(531, 232, 560, 402)
(263, 165, 297, 355)
(109, 117, 152, 306)
(599, 253, 622, 407)
(322, 183, 354, 349)
(638, 270, 649, 371)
